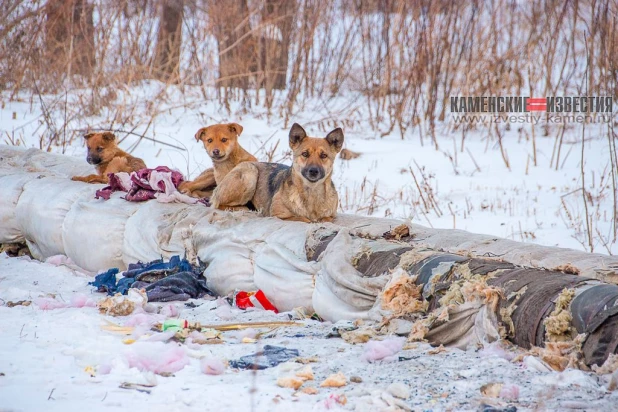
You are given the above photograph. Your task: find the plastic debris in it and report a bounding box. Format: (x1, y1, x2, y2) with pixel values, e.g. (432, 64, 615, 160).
(387, 382, 410, 399)
(480, 382, 519, 400)
(234, 290, 278, 313)
(277, 376, 305, 390)
(160, 319, 202, 332)
(200, 356, 227, 375)
(98, 289, 147, 316)
(6, 300, 31, 307)
(361, 337, 405, 363)
(320, 372, 347, 388)
(295, 365, 314, 381)
(229, 345, 300, 370)
(124, 342, 190, 375)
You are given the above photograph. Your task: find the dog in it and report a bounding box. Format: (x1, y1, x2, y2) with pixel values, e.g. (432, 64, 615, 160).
(210, 123, 344, 223)
(71, 132, 146, 184)
(178, 123, 257, 198)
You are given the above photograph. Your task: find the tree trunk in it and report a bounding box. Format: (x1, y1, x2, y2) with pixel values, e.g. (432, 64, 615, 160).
(153, 0, 183, 83)
(45, 0, 95, 81)
(210, 0, 257, 90)
(260, 0, 296, 91)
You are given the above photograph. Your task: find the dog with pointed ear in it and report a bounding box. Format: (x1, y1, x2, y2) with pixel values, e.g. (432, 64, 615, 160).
(210, 123, 344, 223)
(71, 131, 147, 184)
(178, 122, 257, 198)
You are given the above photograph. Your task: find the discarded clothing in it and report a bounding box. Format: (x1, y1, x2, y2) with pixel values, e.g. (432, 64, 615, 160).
(90, 268, 120, 294)
(133, 272, 210, 302)
(229, 345, 300, 370)
(89, 255, 211, 302)
(95, 166, 208, 205)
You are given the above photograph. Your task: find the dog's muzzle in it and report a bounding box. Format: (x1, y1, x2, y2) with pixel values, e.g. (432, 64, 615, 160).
(302, 166, 325, 182)
(87, 156, 101, 165)
(210, 151, 226, 161)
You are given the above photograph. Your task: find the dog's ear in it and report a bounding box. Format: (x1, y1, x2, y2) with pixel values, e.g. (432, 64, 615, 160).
(228, 123, 243, 136)
(325, 128, 344, 152)
(102, 132, 116, 142)
(195, 127, 207, 142)
(289, 123, 307, 149)
(84, 132, 95, 140)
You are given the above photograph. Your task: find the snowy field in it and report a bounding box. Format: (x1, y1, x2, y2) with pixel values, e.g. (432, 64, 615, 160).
(1, 85, 617, 411)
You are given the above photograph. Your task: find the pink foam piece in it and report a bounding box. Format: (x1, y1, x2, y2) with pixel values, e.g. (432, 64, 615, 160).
(124, 313, 164, 327)
(499, 383, 520, 400)
(34, 297, 67, 310)
(362, 337, 405, 363)
(125, 343, 189, 374)
(229, 328, 258, 341)
(69, 293, 96, 308)
(214, 299, 235, 320)
(200, 356, 226, 375)
(160, 304, 179, 317)
(478, 341, 516, 361)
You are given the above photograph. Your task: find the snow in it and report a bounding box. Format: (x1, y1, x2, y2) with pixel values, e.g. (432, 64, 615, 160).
(1, 253, 617, 411)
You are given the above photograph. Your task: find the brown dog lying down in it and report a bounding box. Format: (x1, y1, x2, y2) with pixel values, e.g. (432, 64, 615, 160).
(179, 123, 257, 198)
(211, 123, 344, 223)
(71, 132, 147, 184)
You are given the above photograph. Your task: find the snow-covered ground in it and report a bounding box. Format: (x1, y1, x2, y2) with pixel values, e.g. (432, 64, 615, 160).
(1, 85, 617, 411)
(1, 254, 617, 411)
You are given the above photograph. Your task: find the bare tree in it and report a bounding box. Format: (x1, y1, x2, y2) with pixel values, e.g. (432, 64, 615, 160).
(153, 0, 184, 83)
(259, 0, 296, 90)
(210, 0, 257, 90)
(45, 0, 95, 81)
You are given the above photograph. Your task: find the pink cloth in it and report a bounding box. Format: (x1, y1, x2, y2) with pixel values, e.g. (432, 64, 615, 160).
(95, 167, 208, 205)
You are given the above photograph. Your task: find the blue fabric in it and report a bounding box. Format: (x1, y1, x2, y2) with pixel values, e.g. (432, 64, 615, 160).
(89, 268, 120, 294)
(89, 256, 210, 301)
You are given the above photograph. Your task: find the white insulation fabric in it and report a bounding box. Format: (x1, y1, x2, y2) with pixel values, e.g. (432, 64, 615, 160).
(1, 146, 618, 321)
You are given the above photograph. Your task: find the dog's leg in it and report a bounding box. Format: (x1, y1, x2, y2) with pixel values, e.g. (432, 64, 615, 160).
(210, 163, 258, 210)
(270, 199, 312, 223)
(178, 168, 216, 198)
(71, 174, 108, 184)
(318, 216, 335, 223)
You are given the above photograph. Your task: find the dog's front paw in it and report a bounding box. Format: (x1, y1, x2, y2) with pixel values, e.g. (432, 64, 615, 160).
(177, 181, 192, 194)
(71, 176, 85, 182)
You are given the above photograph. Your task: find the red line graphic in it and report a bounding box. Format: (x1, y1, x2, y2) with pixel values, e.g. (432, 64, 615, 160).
(526, 97, 547, 112)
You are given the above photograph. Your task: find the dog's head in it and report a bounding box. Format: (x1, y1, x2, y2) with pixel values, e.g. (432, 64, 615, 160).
(83, 132, 118, 165)
(288, 123, 344, 183)
(195, 123, 244, 163)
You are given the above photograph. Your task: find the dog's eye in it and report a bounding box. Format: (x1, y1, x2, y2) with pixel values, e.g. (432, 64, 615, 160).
(319, 153, 328, 159)
(96, 147, 103, 153)
(221, 138, 228, 143)
(207, 139, 213, 143)
(302, 151, 310, 158)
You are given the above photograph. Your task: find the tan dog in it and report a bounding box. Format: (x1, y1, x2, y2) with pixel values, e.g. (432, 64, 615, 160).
(211, 123, 343, 222)
(178, 123, 257, 198)
(71, 132, 146, 184)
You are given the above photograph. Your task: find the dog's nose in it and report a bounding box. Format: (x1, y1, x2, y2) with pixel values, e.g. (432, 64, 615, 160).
(308, 167, 320, 177)
(212, 149, 220, 156)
